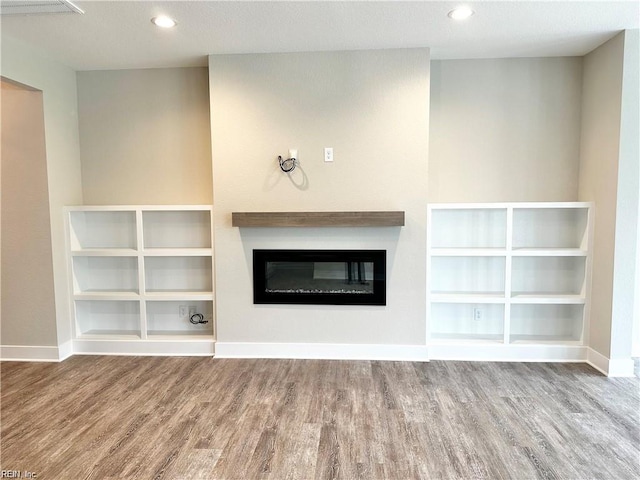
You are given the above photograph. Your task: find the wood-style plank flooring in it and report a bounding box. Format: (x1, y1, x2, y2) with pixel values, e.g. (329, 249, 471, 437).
(1, 357, 639, 479)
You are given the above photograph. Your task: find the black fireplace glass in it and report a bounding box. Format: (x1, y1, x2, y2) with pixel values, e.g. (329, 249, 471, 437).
(253, 250, 386, 305)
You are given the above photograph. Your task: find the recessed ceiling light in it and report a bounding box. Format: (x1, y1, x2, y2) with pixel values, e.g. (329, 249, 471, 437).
(151, 15, 177, 28)
(448, 7, 474, 20)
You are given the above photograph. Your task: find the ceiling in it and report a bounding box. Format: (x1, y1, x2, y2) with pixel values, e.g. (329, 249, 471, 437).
(1, 1, 638, 71)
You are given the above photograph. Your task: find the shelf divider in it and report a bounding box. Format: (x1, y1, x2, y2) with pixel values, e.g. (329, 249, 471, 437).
(430, 248, 507, 257)
(504, 206, 513, 345)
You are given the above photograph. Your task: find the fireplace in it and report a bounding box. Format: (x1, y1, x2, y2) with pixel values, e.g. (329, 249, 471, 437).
(253, 250, 386, 305)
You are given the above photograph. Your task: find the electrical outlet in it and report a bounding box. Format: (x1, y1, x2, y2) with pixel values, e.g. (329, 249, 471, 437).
(473, 307, 482, 321)
(179, 305, 188, 319)
(324, 147, 333, 162)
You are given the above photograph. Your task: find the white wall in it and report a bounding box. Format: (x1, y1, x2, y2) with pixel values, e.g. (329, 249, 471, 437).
(209, 49, 430, 354)
(578, 31, 638, 374)
(634, 187, 640, 358)
(578, 33, 622, 358)
(612, 29, 639, 363)
(1, 35, 83, 355)
(77, 68, 212, 205)
(1, 82, 57, 347)
(429, 58, 583, 202)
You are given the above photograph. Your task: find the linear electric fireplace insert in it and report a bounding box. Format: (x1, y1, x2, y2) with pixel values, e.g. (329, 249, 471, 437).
(253, 250, 386, 305)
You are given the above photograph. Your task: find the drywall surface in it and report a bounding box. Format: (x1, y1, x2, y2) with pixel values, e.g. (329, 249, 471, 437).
(209, 49, 429, 347)
(1, 83, 57, 346)
(1, 35, 83, 349)
(634, 183, 640, 358)
(609, 29, 639, 363)
(578, 33, 625, 359)
(429, 57, 582, 202)
(77, 67, 212, 205)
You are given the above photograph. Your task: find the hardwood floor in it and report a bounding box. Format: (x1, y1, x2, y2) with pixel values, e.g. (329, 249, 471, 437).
(1, 357, 639, 479)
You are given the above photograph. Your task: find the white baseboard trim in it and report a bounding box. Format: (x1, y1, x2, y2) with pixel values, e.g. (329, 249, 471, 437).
(606, 358, 636, 377)
(72, 339, 215, 356)
(3, 342, 632, 376)
(429, 343, 588, 362)
(0, 345, 62, 362)
(586, 348, 636, 377)
(586, 348, 609, 375)
(215, 342, 429, 361)
(58, 340, 74, 361)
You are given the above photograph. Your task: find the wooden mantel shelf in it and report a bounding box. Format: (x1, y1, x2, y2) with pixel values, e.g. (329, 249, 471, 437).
(232, 211, 405, 228)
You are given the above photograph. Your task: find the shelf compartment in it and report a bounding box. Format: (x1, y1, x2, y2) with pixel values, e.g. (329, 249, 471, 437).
(142, 210, 211, 249)
(142, 248, 213, 257)
(146, 301, 213, 336)
(69, 211, 136, 250)
(75, 300, 140, 338)
(144, 292, 214, 301)
(430, 333, 505, 344)
(77, 331, 141, 339)
(510, 294, 584, 305)
(144, 256, 212, 293)
(512, 207, 588, 249)
(511, 256, 586, 296)
(74, 291, 140, 301)
(430, 303, 505, 343)
(430, 248, 507, 257)
(430, 208, 507, 249)
(510, 304, 583, 344)
(511, 248, 587, 257)
(431, 256, 505, 295)
(72, 256, 139, 294)
(430, 293, 505, 303)
(71, 248, 138, 256)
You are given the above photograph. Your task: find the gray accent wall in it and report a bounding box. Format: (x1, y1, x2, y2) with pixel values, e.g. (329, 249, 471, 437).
(209, 49, 430, 346)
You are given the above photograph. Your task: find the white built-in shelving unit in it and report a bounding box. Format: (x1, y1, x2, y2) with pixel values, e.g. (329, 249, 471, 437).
(66, 206, 215, 355)
(427, 202, 593, 361)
